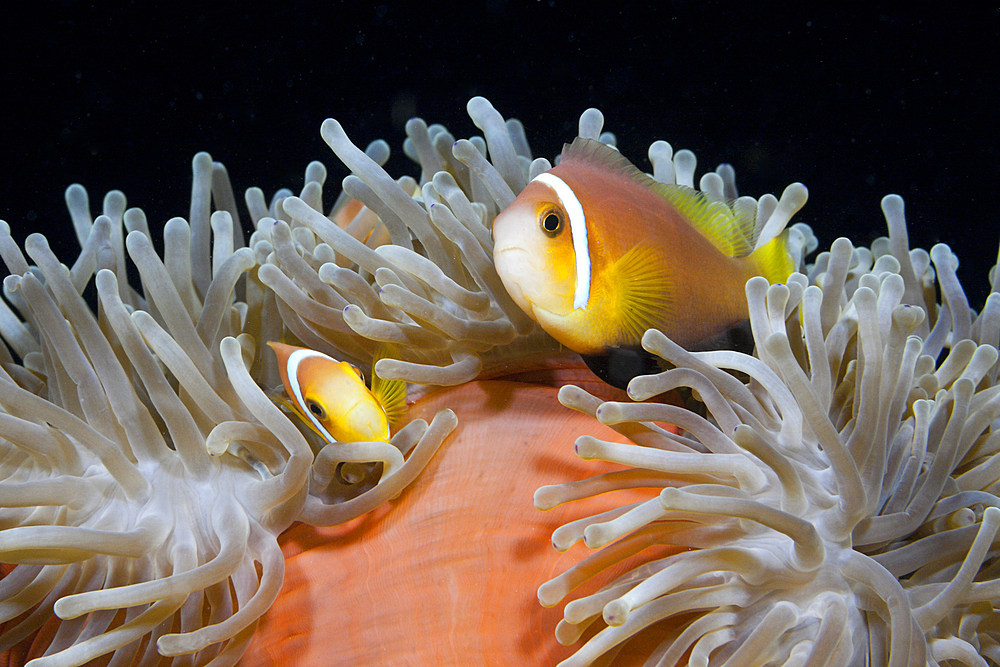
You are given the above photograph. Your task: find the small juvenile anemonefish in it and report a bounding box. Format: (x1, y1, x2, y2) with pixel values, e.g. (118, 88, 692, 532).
(491, 137, 796, 359)
(267, 342, 406, 443)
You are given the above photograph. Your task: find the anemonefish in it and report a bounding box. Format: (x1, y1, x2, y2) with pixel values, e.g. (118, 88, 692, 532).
(491, 137, 796, 365)
(267, 342, 407, 444)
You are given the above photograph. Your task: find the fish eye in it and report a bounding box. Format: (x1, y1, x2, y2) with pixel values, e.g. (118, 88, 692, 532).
(539, 209, 563, 237)
(305, 399, 328, 421)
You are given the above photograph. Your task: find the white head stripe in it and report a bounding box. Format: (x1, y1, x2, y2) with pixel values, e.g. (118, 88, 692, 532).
(532, 172, 591, 309)
(286, 348, 338, 443)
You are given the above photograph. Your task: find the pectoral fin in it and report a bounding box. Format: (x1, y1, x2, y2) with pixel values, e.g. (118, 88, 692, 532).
(370, 345, 408, 425)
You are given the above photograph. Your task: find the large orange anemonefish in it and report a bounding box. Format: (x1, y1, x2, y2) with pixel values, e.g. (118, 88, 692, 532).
(267, 342, 406, 444)
(491, 137, 798, 377)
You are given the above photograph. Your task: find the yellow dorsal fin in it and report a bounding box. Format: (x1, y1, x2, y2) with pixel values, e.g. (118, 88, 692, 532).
(370, 345, 407, 425)
(747, 229, 795, 285)
(560, 137, 756, 259)
(653, 185, 756, 258)
(604, 243, 673, 346)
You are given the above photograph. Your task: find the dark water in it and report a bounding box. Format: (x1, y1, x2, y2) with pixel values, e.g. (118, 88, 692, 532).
(2, 4, 996, 309)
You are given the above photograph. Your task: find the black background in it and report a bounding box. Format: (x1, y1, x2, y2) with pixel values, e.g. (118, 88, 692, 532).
(2, 3, 997, 308)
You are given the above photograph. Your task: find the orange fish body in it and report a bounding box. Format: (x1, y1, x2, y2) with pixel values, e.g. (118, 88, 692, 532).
(268, 342, 404, 443)
(491, 138, 796, 355)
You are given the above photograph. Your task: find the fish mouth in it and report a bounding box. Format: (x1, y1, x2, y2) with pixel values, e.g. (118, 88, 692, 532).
(493, 245, 551, 274)
(492, 243, 525, 258)
(493, 245, 577, 320)
(492, 246, 537, 316)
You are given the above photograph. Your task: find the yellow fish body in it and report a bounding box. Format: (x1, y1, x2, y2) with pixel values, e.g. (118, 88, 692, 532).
(267, 342, 406, 443)
(491, 137, 796, 355)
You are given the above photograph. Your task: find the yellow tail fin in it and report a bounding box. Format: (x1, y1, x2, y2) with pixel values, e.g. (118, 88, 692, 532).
(748, 230, 795, 285)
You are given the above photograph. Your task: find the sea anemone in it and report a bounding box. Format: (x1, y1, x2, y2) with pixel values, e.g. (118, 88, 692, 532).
(536, 202, 1000, 665)
(2, 94, 997, 667)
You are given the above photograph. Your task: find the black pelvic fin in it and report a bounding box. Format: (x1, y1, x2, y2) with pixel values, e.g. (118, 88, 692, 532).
(690, 319, 755, 355)
(582, 320, 755, 393)
(581, 346, 665, 392)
